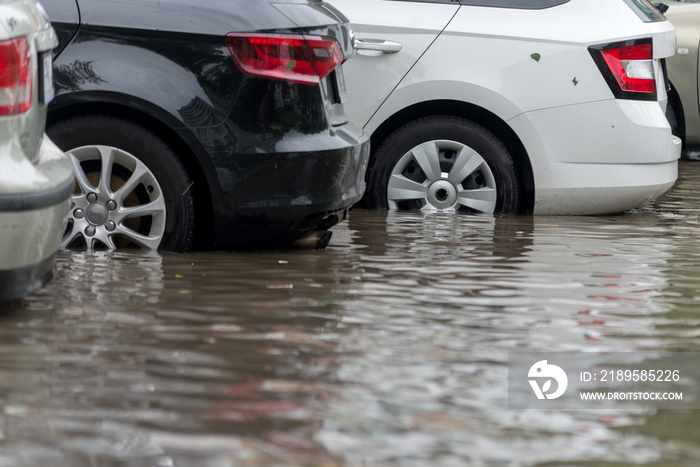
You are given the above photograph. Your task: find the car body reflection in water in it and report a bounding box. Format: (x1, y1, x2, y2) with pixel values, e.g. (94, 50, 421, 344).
(4, 163, 700, 465)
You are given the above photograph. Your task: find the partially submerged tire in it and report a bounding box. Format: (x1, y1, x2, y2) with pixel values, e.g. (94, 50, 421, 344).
(47, 116, 196, 252)
(364, 116, 521, 213)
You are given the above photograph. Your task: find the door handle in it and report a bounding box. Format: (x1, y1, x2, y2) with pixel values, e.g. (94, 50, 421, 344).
(354, 39, 403, 54)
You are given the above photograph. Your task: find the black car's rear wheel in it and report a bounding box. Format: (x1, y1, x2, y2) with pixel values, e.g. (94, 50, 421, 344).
(364, 116, 521, 213)
(47, 116, 196, 252)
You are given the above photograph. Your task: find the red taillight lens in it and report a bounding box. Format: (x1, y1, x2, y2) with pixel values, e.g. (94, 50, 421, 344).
(601, 43, 655, 93)
(0, 37, 31, 115)
(589, 40, 656, 101)
(226, 33, 343, 85)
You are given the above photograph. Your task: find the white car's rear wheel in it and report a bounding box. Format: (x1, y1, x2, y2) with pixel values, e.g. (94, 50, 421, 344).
(365, 116, 520, 213)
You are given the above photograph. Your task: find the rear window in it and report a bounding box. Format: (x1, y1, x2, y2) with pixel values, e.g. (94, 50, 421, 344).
(622, 0, 666, 22)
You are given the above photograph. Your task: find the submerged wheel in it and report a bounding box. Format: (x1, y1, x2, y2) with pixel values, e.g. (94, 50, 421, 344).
(365, 116, 520, 213)
(47, 116, 196, 252)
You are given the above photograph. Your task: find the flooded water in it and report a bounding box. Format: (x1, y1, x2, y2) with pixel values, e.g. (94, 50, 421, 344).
(3, 162, 700, 466)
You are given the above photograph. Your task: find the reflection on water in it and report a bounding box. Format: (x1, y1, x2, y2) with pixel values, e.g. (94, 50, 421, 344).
(2, 162, 700, 466)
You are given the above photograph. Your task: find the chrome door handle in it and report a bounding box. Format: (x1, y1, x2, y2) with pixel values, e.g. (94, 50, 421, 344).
(354, 39, 403, 54)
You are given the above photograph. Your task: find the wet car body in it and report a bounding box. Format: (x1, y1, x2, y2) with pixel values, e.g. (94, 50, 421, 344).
(334, 0, 680, 215)
(0, 0, 73, 302)
(663, 0, 700, 157)
(42, 0, 370, 251)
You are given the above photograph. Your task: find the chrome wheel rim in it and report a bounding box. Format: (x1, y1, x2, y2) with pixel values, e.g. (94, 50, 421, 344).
(387, 140, 497, 212)
(62, 145, 166, 250)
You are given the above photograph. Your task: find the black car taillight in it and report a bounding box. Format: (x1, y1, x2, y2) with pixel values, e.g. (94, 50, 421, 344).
(0, 37, 31, 115)
(589, 39, 656, 101)
(226, 33, 343, 85)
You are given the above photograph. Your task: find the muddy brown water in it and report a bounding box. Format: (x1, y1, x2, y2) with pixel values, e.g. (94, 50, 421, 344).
(2, 162, 700, 466)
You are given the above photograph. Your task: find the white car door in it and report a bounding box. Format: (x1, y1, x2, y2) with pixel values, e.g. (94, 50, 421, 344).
(331, 0, 459, 128)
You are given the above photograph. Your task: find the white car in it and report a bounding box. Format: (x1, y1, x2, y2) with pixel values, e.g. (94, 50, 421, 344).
(334, 0, 680, 215)
(0, 0, 73, 302)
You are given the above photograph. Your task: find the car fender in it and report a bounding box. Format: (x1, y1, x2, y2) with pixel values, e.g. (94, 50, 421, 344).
(364, 78, 525, 136)
(49, 87, 223, 201)
(364, 36, 609, 137)
(49, 34, 239, 198)
(52, 38, 236, 129)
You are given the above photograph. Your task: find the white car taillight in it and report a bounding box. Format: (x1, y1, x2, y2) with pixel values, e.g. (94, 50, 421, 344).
(589, 39, 656, 100)
(0, 37, 31, 115)
(226, 33, 343, 85)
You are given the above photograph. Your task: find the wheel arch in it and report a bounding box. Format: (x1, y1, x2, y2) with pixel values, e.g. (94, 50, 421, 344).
(368, 99, 535, 214)
(47, 97, 217, 249)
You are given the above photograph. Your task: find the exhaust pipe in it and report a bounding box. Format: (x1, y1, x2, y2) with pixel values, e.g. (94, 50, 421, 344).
(291, 230, 333, 251)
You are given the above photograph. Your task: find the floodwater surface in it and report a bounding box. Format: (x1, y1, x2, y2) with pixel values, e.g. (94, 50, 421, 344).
(3, 162, 700, 466)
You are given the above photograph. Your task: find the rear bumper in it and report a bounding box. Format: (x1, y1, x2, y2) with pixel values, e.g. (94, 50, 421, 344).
(0, 197, 70, 302)
(213, 124, 370, 248)
(510, 99, 681, 215)
(0, 136, 73, 302)
(532, 158, 678, 215)
(0, 253, 57, 303)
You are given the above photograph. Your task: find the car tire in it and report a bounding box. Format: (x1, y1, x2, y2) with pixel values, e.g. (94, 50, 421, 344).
(364, 116, 520, 213)
(47, 116, 196, 252)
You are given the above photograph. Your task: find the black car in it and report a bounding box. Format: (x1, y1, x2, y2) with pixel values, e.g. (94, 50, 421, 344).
(42, 0, 370, 252)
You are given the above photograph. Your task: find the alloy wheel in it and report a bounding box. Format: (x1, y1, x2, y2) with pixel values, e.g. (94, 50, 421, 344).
(62, 145, 166, 250)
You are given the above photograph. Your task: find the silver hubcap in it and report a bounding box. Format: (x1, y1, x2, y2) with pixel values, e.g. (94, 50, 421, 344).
(387, 140, 497, 212)
(62, 145, 166, 250)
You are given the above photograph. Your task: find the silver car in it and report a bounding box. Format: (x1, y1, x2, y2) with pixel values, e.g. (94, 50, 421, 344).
(0, 0, 73, 302)
(664, 0, 700, 157)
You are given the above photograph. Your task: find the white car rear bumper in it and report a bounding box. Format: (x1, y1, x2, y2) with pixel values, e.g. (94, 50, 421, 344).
(510, 99, 681, 215)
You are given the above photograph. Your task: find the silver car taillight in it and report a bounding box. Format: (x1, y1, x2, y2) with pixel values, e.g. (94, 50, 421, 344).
(0, 37, 31, 115)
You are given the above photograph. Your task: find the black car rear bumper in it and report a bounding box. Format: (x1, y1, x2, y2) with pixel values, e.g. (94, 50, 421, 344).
(212, 124, 370, 248)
